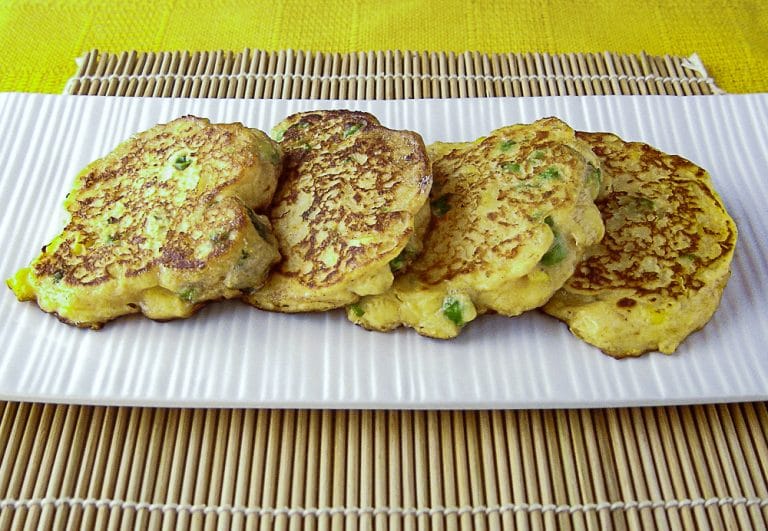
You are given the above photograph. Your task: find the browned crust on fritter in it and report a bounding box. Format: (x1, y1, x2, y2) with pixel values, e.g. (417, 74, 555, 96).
(415, 117, 595, 284)
(269, 110, 431, 289)
(31, 116, 275, 287)
(569, 131, 737, 301)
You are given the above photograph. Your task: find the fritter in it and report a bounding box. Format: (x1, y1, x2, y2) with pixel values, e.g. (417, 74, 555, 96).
(543, 131, 738, 357)
(243, 110, 432, 312)
(347, 117, 605, 338)
(7, 116, 282, 328)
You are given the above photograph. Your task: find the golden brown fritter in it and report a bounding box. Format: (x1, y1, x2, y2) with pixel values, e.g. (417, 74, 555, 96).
(7, 116, 282, 328)
(244, 110, 432, 312)
(543, 132, 738, 357)
(347, 117, 605, 338)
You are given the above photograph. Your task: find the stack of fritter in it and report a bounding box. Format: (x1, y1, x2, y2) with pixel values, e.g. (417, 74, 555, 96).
(8, 111, 738, 357)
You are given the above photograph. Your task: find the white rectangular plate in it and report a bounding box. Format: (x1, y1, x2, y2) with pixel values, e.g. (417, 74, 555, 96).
(1, 92, 766, 409)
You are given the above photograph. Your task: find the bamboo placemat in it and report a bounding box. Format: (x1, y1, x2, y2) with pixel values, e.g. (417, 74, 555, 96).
(3, 50, 766, 531)
(63, 49, 723, 99)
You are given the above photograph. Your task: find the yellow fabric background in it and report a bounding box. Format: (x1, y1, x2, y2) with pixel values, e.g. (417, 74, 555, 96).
(0, 0, 766, 94)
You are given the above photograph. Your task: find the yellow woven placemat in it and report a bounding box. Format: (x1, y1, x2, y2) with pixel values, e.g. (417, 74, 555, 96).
(1, 50, 767, 531)
(2, 1, 766, 94)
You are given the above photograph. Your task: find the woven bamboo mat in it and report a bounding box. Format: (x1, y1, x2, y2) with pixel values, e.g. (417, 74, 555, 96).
(3, 50, 767, 530)
(64, 49, 723, 98)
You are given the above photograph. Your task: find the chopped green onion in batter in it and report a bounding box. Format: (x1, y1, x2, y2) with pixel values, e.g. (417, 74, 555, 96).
(442, 296, 464, 326)
(173, 155, 192, 171)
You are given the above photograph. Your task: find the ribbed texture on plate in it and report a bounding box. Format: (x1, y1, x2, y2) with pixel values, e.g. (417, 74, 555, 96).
(0, 91, 766, 408)
(1, 403, 768, 530)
